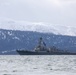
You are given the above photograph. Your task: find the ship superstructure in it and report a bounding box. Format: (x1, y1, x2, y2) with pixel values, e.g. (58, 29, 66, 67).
(16, 37, 76, 55)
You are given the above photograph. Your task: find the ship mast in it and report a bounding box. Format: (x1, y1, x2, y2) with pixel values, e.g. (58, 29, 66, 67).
(38, 37, 46, 46)
(38, 37, 43, 47)
(35, 37, 46, 51)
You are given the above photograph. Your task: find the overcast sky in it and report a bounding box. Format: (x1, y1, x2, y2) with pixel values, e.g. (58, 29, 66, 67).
(0, 0, 76, 26)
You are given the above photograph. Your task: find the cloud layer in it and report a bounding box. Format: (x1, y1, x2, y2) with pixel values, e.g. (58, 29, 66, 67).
(0, 0, 76, 26)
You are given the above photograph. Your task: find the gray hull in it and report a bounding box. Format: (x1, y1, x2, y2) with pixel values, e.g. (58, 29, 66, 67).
(16, 50, 76, 55)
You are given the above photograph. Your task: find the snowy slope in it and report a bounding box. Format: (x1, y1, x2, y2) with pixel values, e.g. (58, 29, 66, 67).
(0, 29, 76, 54)
(0, 18, 76, 36)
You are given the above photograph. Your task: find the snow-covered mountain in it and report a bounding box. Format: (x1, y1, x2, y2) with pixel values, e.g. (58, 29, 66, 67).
(0, 18, 76, 54)
(0, 18, 76, 36)
(0, 29, 76, 55)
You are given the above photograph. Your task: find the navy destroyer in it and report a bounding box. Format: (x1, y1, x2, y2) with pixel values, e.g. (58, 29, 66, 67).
(17, 37, 76, 55)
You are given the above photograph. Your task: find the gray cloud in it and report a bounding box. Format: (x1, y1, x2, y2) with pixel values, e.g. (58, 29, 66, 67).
(0, 0, 76, 26)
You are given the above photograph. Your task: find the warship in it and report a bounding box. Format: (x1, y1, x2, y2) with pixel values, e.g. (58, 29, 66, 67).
(17, 37, 76, 55)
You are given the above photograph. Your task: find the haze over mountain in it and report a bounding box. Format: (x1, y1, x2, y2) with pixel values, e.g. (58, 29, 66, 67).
(0, 18, 76, 36)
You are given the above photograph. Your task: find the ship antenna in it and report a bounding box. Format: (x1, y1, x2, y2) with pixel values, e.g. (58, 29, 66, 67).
(34, 37, 47, 51)
(38, 37, 46, 47)
(39, 37, 43, 47)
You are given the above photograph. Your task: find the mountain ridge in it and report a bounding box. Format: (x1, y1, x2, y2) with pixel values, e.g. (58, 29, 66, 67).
(0, 29, 76, 54)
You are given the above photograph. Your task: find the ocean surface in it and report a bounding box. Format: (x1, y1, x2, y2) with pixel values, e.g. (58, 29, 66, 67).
(0, 55, 76, 75)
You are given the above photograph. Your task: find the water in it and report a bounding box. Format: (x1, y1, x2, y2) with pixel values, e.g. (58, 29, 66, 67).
(0, 55, 76, 75)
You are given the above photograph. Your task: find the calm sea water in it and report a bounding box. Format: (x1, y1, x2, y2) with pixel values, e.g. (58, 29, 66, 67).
(0, 55, 76, 75)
